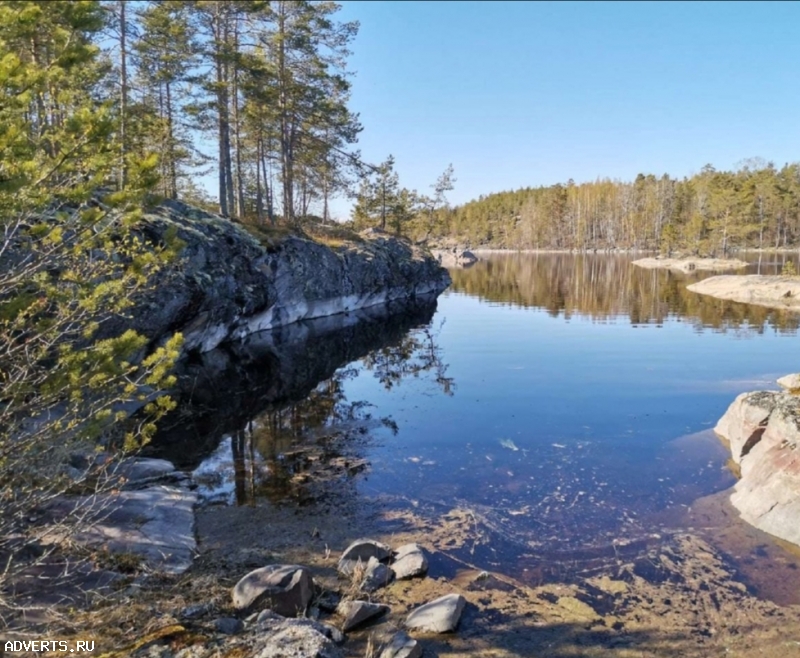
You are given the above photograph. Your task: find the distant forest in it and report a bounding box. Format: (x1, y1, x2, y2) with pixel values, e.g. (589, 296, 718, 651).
(426, 161, 800, 254)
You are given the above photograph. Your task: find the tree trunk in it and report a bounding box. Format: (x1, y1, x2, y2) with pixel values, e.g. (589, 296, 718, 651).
(119, 0, 128, 189)
(232, 18, 245, 218)
(165, 82, 177, 198)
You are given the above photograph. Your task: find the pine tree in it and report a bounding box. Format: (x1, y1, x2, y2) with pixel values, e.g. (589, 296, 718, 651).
(0, 0, 181, 602)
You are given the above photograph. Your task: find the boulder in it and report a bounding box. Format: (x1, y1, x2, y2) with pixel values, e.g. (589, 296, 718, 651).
(391, 544, 428, 580)
(249, 617, 344, 658)
(67, 485, 197, 574)
(731, 395, 800, 546)
(379, 630, 422, 658)
(115, 458, 176, 482)
(713, 391, 779, 463)
(337, 600, 390, 632)
(232, 565, 314, 616)
(778, 373, 800, 392)
(405, 593, 466, 633)
(361, 556, 394, 592)
(337, 539, 392, 576)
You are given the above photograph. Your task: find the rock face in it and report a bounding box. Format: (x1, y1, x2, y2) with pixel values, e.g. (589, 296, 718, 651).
(715, 386, 800, 547)
(232, 564, 314, 616)
(405, 593, 466, 633)
(115, 200, 450, 354)
(687, 275, 800, 312)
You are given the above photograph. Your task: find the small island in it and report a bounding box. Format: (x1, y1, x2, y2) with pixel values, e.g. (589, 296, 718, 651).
(632, 257, 750, 273)
(687, 275, 800, 312)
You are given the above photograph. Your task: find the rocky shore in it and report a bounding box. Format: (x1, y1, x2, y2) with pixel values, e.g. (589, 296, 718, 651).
(114, 200, 450, 354)
(687, 274, 800, 312)
(714, 374, 800, 547)
(632, 257, 749, 273)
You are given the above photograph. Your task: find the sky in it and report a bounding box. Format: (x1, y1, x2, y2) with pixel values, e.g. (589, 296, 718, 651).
(324, 0, 800, 219)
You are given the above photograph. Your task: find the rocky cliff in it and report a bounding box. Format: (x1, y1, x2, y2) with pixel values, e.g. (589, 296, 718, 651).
(117, 200, 450, 354)
(714, 379, 800, 547)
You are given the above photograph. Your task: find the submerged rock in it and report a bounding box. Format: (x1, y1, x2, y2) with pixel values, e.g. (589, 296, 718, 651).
(232, 564, 314, 616)
(405, 593, 466, 633)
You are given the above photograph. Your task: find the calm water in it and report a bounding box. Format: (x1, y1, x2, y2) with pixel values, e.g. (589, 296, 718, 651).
(153, 253, 800, 586)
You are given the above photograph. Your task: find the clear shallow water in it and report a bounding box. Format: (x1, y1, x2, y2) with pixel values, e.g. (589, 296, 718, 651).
(154, 253, 800, 585)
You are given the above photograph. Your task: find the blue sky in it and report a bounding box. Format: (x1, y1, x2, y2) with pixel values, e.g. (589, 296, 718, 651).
(324, 0, 800, 218)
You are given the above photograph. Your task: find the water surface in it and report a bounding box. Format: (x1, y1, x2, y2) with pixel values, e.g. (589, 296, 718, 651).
(154, 253, 800, 596)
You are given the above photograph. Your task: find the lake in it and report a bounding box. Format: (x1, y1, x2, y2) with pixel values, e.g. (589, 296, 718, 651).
(153, 252, 800, 602)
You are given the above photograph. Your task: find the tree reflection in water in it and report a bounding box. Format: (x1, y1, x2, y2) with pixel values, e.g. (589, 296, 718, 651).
(450, 253, 800, 333)
(153, 299, 454, 506)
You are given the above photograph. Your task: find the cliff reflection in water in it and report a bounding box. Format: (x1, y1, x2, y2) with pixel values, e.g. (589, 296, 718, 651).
(150, 296, 453, 505)
(450, 254, 800, 333)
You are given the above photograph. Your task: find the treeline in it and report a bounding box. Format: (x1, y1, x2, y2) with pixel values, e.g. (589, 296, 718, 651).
(431, 162, 800, 253)
(449, 255, 800, 334)
(3, 0, 363, 223)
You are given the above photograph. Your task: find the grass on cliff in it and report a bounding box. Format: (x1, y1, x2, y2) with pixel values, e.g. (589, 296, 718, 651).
(238, 216, 366, 251)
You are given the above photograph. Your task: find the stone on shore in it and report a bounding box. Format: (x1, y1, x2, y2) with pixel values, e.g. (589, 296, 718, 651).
(232, 564, 314, 616)
(69, 484, 197, 575)
(338, 600, 390, 632)
(391, 543, 428, 580)
(361, 556, 395, 592)
(337, 539, 392, 576)
(379, 630, 422, 658)
(405, 593, 466, 633)
(213, 617, 244, 635)
(250, 616, 344, 658)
